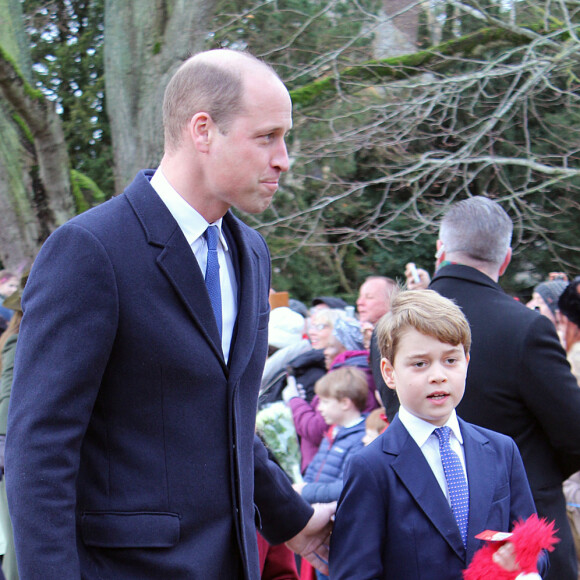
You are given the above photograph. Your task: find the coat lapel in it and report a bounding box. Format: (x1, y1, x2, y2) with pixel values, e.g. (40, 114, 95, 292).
(222, 212, 263, 384)
(387, 417, 466, 561)
(125, 172, 225, 367)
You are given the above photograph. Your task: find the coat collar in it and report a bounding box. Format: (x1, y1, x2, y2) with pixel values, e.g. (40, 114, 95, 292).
(431, 264, 502, 293)
(384, 415, 494, 561)
(125, 171, 263, 380)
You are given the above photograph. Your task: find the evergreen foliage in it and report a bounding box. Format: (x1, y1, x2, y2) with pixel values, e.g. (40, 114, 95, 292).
(23, 0, 113, 198)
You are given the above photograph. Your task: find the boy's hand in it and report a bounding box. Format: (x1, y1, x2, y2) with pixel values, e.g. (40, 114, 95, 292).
(492, 542, 519, 572)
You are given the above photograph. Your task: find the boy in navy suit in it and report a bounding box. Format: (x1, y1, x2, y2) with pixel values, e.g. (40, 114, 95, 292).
(329, 289, 548, 579)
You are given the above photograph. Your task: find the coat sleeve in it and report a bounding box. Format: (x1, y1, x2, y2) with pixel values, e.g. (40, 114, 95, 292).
(253, 435, 313, 545)
(5, 224, 119, 579)
(519, 315, 580, 477)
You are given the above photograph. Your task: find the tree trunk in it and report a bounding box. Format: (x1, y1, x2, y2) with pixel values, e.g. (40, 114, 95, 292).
(104, 0, 215, 194)
(0, 0, 75, 269)
(376, 0, 421, 57)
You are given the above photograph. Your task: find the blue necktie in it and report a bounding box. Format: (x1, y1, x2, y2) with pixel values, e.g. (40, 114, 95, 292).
(434, 426, 469, 547)
(204, 226, 222, 337)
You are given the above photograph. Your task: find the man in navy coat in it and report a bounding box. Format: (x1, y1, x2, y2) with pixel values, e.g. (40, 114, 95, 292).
(5, 49, 332, 579)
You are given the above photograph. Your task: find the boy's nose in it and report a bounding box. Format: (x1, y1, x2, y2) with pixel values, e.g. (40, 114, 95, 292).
(429, 364, 448, 382)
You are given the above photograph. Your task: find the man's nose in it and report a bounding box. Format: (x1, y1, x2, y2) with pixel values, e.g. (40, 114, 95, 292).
(272, 139, 290, 173)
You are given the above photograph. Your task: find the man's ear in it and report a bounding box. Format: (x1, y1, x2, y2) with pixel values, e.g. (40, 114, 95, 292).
(380, 358, 397, 391)
(187, 112, 213, 152)
(498, 247, 512, 277)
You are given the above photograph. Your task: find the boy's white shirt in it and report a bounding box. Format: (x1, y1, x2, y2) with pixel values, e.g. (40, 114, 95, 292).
(397, 406, 469, 505)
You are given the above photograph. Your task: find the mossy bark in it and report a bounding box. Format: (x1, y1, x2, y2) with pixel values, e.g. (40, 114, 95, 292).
(0, 0, 75, 268)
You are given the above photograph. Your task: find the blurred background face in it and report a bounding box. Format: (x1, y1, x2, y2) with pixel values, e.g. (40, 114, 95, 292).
(316, 396, 344, 425)
(356, 279, 389, 324)
(308, 313, 334, 350)
(527, 292, 556, 325)
(0, 276, 18, 297)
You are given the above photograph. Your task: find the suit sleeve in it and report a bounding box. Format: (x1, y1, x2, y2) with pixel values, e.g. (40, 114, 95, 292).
(254, 435, 313, 545)
(519, 315, 580, 476)
(5, 224, 119, 579)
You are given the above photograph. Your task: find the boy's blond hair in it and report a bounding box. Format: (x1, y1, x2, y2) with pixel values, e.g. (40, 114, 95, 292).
(376, 289, 471, 363)
(314, 367, 368, 412)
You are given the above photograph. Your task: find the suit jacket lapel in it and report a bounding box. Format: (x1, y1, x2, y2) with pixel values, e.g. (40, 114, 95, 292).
(459, 419, 496, 558)
(387, 417, 466, 560)
(126, 173, 225, 366)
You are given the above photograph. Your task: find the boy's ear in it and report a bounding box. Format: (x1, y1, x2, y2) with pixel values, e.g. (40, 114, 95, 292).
(339, 397, 354, 410)
(380, 357, 397, 391)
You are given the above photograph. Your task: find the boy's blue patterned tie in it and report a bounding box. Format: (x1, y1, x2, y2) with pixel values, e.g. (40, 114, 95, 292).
(204, 226, 222, 337)
(434, 426, 469, 547)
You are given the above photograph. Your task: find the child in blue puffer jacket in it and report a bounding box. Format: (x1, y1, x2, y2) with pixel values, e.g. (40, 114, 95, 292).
(293, 366, 368, 504)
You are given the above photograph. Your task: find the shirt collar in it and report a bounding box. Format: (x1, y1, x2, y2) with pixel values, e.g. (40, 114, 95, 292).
(398, 406, 463, 447)
(150, 168, 228, 251)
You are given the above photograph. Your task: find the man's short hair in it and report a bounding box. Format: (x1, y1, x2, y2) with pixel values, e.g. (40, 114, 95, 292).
(439, 196, 513, 265)
(314, 367, 369, 412)
(376, 289, 471, 364)
(162, 51, 276, 151)
(363, 276, 397, 296)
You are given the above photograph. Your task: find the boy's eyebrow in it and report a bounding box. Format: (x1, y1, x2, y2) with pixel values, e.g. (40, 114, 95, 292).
(404, 345, 464, 359)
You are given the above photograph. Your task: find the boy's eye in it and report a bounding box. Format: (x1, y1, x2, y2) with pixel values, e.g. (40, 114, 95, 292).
(446, 358, 457, 364)
(413, 361, 426, 368)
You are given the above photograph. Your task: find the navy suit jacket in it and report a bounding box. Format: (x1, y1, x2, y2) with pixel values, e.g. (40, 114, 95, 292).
(5, 171, 312, 579)
(329, 415, 544, 580)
